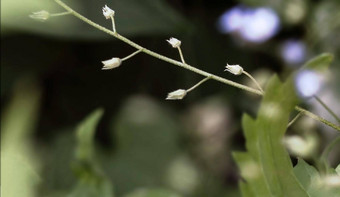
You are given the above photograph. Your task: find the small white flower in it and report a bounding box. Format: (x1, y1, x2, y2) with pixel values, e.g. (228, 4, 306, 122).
(102, 5, 115, 19)
(29, 10, 50, 22)
(224, 63, 243, 75)
(101, 57, 121, 70)
(283, 135, 317, 158)
(166, 89, 187, 100)
(167, 37, 181, 48)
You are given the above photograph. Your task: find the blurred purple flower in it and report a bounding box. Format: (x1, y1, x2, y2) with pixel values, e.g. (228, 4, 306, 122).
(218, 6, 280, 43)
(295, 70, 322, 98)
(281, 40, 306, 65)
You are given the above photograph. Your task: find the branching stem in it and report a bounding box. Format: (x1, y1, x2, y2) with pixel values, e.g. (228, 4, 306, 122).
(314, 96, 340, 123)
(53, 0, 340, 132)
(243, 70, 264, 93)
(187, 76, 211, 93)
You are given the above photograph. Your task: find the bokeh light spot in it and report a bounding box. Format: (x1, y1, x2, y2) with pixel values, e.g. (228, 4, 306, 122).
(218, 6, 280, 43)
(295, 70, 322, 98)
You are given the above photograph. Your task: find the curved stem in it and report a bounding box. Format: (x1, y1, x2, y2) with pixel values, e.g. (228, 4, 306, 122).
(121, 49, 142, 61)
(50, 11, 71, 17)
(295, 106, 340, 131)
(287, 112, 302, 128)
(314, 96, 340, 123)
(243, 70, 264, 93)
(177, 46, 185, 64)
(320, 136, 340, 174)
(110, 16, 116, 33)
(187, 76, 211, 93)
(54, 0, 340, 132)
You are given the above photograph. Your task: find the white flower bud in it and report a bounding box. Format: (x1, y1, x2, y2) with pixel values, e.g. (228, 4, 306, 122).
(166, 89, 187, 100)
(102, 5, 115, 19)
(167, 37, 181, 48)
(224, 63, 243, 75)
(101, 57, 121, 70)
(29, 10, 50, 22)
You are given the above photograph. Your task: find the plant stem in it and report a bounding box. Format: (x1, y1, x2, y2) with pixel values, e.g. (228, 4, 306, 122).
(54, 0, 261, 95)
(121, 49, 142, 61)
(110, 16, 116, 33)
(177, 46, 185, 64)
(287, 112, 302, 128)
(314, 96, 340, 123)
(295, 106, 340, 131)
(187, 76, 211, 93)
(50, 11, 71, 17)
(320, 136, 340, 174)
(54, 0, 340, 132)
(243, 70, 264, 93)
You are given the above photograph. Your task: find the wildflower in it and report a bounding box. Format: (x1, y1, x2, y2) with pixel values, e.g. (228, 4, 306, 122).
(101, 57, 121, 70)
(29, 10, 50, 21)
(283, 135, 317, 158)
(166, 89, 187, 100)
(102, 5, 115, 19)
(167, 37, 181, 48)
(224, 63, 243, 75)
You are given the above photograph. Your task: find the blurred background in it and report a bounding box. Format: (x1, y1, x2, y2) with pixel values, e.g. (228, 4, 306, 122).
(1, 0, 340, 196)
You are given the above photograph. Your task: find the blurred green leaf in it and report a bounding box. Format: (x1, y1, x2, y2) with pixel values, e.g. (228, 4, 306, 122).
(239, 181, 254, 197)
(105, 96, 183, 195)
(301, 53, 333, 73)
(1, 77, 42, 197)
(76, 108, 104, 162)
(1, 0, 188, 39)
(123, 188, 181, 197)
(232, 151, 271, 197)
(336, 165, 340, 175)
(68, 108, 114, 197)
(233, 75, 309, 197)
(293, 159, 319, 190)
(293, 158, 340, 197)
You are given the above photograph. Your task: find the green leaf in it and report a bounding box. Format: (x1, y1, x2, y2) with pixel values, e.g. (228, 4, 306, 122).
(68, 108, 114, 197)
(123, 188, 182, 197)
(301, 53, 333, 73)
(293, 158, 340, 197)
(336, 165, 340, 175)
(1, 78, 42, 197)
(234, 75, 309, 197)
(293, 159, 319, 190)
(232, 152, 271, 197)
(75, 108, 104, 162)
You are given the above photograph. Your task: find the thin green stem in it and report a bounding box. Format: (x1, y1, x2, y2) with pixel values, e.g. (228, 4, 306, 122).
(187, 76, 211, 93)
(110, 16, 117, 33)
(50, 11, 71, 17)
(320, 136, 340, 174)
(295, 106, 340, 131)
(177, 46, 185, 64)
(54, 0, 340, 132)
(314, 96, 340, 123)
(121, 49, 142, 61)
(243, 70, 264, 93)
(287, 112, 302, 128)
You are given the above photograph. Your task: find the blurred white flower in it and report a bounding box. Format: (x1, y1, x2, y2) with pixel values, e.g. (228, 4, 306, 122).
(166, 89, 187, 100)
(102, 5, 115, 19)
(29, 10, 50, 22)
(283, 135, 317, 158)
(224, 63, 243, 75)
(101, 57, 121, 70)
(167, 37, 181, 48)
